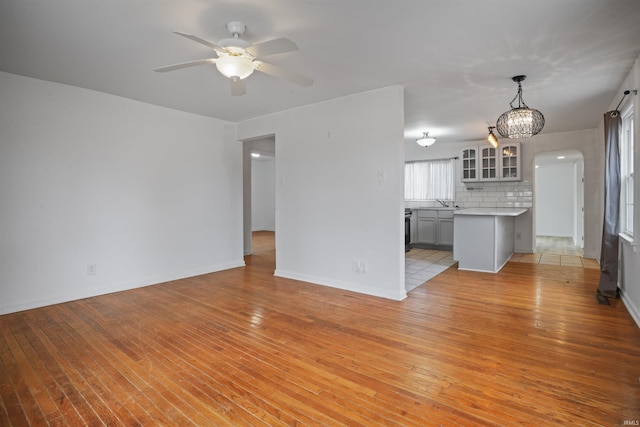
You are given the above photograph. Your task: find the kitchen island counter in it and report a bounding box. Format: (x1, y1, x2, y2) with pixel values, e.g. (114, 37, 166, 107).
(453, 208, 528, 273)
(454, 207, 528, 216)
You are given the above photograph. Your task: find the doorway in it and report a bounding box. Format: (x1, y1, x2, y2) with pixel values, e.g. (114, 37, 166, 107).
(243, 136, 276, 270)
(534, 150, 584, 255)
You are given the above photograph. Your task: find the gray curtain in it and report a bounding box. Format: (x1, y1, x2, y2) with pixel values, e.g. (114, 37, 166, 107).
(598, 111, 622, 297)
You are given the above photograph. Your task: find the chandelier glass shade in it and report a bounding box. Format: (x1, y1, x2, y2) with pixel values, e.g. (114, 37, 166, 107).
(416, 132, 436, 147)
(496, 75, 544, 139)
(215, 55, 255, 80)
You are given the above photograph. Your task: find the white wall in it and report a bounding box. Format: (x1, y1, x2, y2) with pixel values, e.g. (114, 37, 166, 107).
(0, 72, 245, 315)
(535, 163, 576, 238)
(251, 159, 276, 231)
(574, 160, 585, 247)
(238, 86, 406, 300)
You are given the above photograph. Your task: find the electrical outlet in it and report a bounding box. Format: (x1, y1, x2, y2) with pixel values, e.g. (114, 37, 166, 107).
(87, 264, 96, 276)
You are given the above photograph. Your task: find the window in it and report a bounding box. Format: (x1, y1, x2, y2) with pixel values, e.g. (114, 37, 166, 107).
(620, 104, 634, 237)
(404, 159, 455, 201)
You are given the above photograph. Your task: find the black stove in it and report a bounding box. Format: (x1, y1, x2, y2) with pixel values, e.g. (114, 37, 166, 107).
(404, 209, 411, 251)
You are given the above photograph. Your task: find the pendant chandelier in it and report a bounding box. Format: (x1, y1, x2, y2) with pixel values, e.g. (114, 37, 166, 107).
(416, 132, 436, 147)
(496, 75, 545, 139)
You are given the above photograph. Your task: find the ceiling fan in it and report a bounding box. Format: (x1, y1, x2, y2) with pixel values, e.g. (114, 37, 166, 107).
(154, 21, 313, 96)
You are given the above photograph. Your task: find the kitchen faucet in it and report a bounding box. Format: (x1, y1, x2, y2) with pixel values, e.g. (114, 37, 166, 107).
(436, 199, 449, 207)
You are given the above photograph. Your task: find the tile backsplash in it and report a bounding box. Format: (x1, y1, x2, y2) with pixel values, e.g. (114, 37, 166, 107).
(455, 180, 533, 208)
(405, 180, 533, 209)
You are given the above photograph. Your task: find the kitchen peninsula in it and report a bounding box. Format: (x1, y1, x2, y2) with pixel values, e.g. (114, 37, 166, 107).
(453, 208, 528, 273)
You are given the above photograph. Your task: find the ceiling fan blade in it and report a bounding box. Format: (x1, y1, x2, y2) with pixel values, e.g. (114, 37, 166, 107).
(172, 31, 225, 55)
(154, 58, 216, 73)
(246, 37, 298, 57)
(255, 61, 313, 87)
(230, 78, 247, 96)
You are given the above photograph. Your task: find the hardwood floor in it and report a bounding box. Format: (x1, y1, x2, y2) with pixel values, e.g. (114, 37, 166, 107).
(406, 236, 594, 292)
(2, 230, 639, 425)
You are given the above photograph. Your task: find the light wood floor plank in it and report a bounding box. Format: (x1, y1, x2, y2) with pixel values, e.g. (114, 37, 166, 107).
(1, 231, 639, 425)
(6, 320, 63, 422)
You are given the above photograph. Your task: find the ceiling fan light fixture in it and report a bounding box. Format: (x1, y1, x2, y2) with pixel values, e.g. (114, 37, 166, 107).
(215, 55, 255, 80)
(487, 126, 499, 148)
(416, 132, 436, 147)
(496, 75, 545, 139)
(156, 21, 313, 95)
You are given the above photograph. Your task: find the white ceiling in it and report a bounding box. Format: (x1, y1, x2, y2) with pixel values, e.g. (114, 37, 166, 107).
(1, 0, 639, 145)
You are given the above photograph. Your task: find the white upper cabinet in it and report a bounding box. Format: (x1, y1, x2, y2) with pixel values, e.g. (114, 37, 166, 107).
(499, 143, 521, 181)
(461, 147, 478, 182)
(480, 146, 498, 181)
(462, 142, 521, 182)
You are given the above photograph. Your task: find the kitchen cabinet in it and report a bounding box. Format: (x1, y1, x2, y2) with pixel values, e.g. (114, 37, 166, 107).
(415, 209, 454, 249)
(417, 210, 436, 245)
(480, 146, 498, 180)
(500, 143, 521, 181)
(461, 142, 521, 182)
(453, 208, 528, 272)
(410, 210, 418, 243)
(437, 210, 454, 246)
(461, 147, 478, 181)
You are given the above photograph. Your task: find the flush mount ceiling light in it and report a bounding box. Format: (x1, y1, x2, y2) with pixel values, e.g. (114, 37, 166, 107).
(487, 126, 499, 149)
(416, 132, 436, 147)
(496, 75, 545, 139)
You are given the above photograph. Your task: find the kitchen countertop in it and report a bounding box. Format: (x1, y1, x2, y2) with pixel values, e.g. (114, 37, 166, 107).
(454, 207, 528, 216)
(410, 207, 459, 211)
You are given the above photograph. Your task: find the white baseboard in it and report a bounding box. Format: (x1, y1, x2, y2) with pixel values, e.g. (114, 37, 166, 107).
(274, 269, 407, 301)
(621, 291, 640, 329)
(0, 259, 246, 315)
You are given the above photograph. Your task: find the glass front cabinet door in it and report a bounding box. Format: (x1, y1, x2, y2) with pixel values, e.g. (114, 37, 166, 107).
(461, 147, 478, 182)
(480, 147, 498, 180)
(461, 142, 521, 182)
(500, 143, 521, 181)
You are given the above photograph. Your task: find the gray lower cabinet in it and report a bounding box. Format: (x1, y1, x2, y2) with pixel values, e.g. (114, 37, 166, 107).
(415, 209, 454, 249)
(438, 218, 454, 246)
(410, 211, 418, 243)
(417, 210, 437, 245)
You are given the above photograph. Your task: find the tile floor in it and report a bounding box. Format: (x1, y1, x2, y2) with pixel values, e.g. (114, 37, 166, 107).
(509, 235, 599, 268)
(405, 248, 456, 292)
(508, 252, 600, 268)
(534, 235, 585, 256)
(404, 236, 600, 292)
